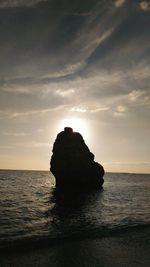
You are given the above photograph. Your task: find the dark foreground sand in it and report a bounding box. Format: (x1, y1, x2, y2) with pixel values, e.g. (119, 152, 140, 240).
(0, 227, 150, 267)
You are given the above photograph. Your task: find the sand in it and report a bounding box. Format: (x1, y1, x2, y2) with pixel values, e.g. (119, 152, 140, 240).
(0, 227, 150, 267)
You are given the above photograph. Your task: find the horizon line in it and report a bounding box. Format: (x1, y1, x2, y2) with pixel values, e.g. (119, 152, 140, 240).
(0, 168, 149, 175)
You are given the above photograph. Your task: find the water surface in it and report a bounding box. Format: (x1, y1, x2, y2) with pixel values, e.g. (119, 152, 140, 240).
(0, 170, 150, 247)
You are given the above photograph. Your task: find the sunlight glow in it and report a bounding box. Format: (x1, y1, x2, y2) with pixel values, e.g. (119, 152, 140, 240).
(57, 117, 90, 141)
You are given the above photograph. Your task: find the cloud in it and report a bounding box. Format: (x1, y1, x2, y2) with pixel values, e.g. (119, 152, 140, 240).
(0, 0, 47, 8)
(0, 0, 133, 81)
(0, 0, 149, 102)
(90, 107, 110, 113)
(1, 60, 149, 124)
(127, 90, 150, 108)
(1, 61, 149, 121)
(116, 105, 127, 113)
(71, 107, 87, 113)
(113, 105, 127, 117)
(9, 107, 64, 119)
(139, 1, 150, 11)
(128, 90, 144, 102)
(55, 89, 75, 97)
(42, 61, 86, 79)
(71, 12, 92, 17)
(0, 1, 149, 119)
(3, 132, 29, 137)
(114, 0, 126, 8)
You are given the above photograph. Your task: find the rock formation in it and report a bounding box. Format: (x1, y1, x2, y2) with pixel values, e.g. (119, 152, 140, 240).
(50, 127, 104, 190)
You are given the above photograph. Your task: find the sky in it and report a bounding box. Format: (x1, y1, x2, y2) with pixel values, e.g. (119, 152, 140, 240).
(0, 0, 150, 173)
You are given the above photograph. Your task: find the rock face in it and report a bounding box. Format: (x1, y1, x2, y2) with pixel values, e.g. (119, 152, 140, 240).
(50, 127, 104, 189)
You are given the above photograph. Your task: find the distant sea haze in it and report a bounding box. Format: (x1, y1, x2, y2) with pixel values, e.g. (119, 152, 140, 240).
(0, 170, 150, 249)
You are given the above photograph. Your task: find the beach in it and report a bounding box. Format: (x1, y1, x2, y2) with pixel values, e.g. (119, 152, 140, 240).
(1, 226, 150, 267)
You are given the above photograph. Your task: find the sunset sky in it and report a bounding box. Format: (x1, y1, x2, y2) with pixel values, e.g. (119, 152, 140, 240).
(0, 0, 150, 173)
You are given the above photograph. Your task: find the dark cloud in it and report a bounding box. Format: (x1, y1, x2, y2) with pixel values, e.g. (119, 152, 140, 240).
(0, 0, 48, 8)
(0, 0, 149, 82)
(86, 4, 150, 69)
(0, 0, 100, 79)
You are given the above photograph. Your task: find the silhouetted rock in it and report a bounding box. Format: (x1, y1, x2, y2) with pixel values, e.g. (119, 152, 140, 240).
(50, 127, 104, 190)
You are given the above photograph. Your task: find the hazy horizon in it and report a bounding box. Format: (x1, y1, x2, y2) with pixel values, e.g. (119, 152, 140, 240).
(0, 0, 150, 173)
(0, 168, 149, 175)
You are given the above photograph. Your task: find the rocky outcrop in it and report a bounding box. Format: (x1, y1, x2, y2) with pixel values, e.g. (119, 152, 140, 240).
(50, 127, 104, 190)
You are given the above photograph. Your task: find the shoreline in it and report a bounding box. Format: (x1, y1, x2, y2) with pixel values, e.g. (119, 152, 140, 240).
(1, 226, 150, 267)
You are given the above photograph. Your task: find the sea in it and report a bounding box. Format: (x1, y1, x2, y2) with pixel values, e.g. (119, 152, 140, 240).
(0, 170, 150, 250)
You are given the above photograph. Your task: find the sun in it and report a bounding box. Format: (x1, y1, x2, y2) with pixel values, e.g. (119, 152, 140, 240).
(57, 117, 90, 141)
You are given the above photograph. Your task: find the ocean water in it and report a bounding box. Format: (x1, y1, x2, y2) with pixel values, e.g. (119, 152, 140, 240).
(0, 170, 150, 248)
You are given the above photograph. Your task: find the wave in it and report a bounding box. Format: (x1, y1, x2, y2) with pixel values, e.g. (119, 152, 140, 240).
(1, 223, 150, 253)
